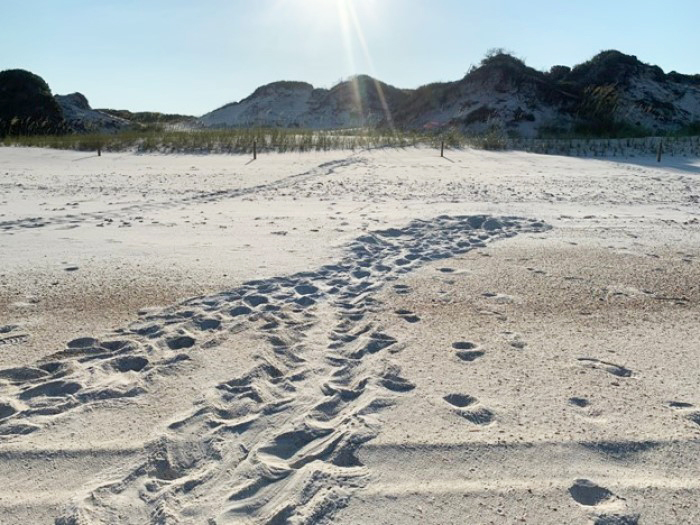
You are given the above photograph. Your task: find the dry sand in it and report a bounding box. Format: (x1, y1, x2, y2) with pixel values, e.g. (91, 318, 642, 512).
(0, 146, 698, 524)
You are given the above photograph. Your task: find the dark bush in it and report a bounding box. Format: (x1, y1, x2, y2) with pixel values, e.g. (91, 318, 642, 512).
(0, 69, 67, 137)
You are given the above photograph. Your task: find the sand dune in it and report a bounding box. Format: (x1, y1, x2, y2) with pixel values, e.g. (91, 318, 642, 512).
(0, 147, 698, 524)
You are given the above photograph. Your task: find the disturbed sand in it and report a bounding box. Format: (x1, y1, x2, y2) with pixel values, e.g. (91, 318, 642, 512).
(0, 146, 699, 524)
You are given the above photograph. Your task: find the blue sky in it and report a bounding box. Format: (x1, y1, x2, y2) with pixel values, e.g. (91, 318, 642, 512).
(2, 0, 698, 115)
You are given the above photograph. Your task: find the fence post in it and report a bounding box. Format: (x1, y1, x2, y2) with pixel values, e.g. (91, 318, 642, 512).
(97, 145, 101, 157)
(440, 139, 444, 158)
(253, 140, 257, 160)
(657, 140, 663, 163)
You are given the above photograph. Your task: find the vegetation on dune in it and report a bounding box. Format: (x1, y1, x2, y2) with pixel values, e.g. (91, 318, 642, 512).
(4, 125, 698, 158)
(97, 108, 197, 130)
(565, 50, 662, 86)
(2, 50, 699, 145)
(0, 69, 68, 137)
(2, 50, 698, 155)
(471, 49, 543, 87)
(0, 128, 435, 154)
(389, 80, 454, 127)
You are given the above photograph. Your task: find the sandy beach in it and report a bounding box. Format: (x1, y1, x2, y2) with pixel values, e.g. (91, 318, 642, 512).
(1, 146, 699, 524)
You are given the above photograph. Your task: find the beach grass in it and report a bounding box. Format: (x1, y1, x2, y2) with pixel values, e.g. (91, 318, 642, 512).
(2, 127, 699, 157)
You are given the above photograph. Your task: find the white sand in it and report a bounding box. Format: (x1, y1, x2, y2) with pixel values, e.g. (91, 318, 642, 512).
(0, 146, 699, 524)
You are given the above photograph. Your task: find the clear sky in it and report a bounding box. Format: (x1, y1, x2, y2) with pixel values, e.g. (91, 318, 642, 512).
(2, 0, 698, 116)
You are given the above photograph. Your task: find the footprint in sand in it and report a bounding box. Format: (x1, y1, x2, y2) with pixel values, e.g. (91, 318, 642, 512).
(577, 358, 633, 378)
(502, 331, 527, 350)
(243, 294, 269, 308)
(230, 305, 253, 317)
(192, 317, 221, 331)
(444, 393, 477, 408)
(443, 393, 494, 425)
(0, 366, 50, 383)
(569, 397, 590, 408)
(482, 292, 516, 304)
(379, 364, 416, 393)
(686, 412, 700, 426)
(166, 334, 196, 350)
(394, 309, 420, 323)
(0, 333, 30, 346)
(569, 479, 616, 506)
(0, 401, 18, 420)
(129, 320, 163, 337)
(392, 284, 412, 295)
(110, 355, 150, 373)
(569, 479, 639, 524)
(452, 341, 485, 362)
(0, 324, 30, 346)
(667, 401, 694, 409)
(667, 401, 700, 427)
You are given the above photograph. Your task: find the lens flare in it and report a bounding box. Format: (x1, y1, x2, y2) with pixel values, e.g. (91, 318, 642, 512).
(342, 0, 394, 129)
(335, 0, 394, 129)
(272, 0, 394, 129)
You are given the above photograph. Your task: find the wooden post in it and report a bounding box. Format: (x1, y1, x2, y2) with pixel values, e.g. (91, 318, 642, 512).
(253, 140, 257, 160)
(657, 140, 662, 163)
(440, 139, 444, 158)
(97, 145, 101, 157)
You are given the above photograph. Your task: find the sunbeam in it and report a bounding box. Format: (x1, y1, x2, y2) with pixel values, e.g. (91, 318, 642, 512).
(275, 0, 389, 129)
(336, 0, 365, 125)
(343, 0, 395, 130)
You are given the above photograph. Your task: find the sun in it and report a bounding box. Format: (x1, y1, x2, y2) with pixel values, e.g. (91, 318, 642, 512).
(268, 0, 394, 127)
(272, 0, 378, 37)
(268, 0, 380, 72)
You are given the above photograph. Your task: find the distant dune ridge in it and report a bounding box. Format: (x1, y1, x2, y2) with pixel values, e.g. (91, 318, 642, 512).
(201, 50, 700, 137)
(1, 50, 699, 137)
(199, 76, 409, 130)
(55, 93, 131, 133)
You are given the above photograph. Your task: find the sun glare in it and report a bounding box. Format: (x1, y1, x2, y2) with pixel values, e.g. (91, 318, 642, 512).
(336, 0, 395, 129)
(268, 0, 394, 127)
(306, 0, 394, 128)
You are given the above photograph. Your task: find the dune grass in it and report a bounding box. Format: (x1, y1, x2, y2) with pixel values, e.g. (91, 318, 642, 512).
(2, 127, 699, 158)
(509, 135, 700, 157)
(0, 128, 435, 154)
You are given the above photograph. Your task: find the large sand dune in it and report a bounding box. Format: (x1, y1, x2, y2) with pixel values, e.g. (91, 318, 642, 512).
(0, 146, 698, 524)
